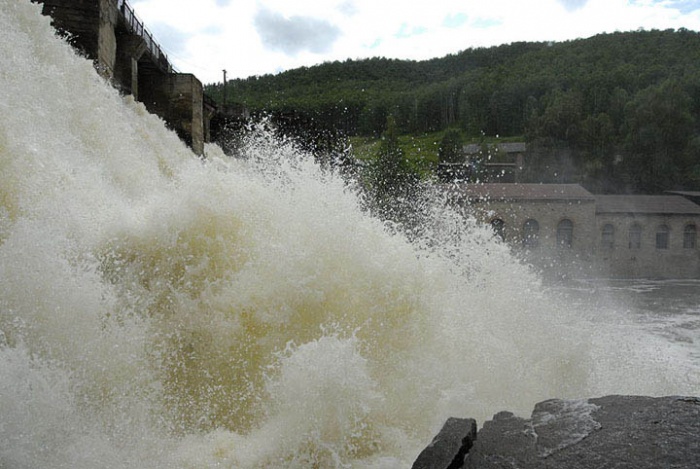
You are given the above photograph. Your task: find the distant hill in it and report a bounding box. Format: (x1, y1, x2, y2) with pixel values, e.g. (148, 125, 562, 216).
(206, 29, 700, 193)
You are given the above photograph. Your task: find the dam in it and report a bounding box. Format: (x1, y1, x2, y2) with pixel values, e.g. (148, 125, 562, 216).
(33, 0, 217, 155)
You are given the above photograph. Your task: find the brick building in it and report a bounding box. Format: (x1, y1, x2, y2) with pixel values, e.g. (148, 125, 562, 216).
(444, 183, 700, 279)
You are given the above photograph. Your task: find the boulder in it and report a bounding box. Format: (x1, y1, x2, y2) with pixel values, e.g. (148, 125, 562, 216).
(414, 395, 700, 468)
(412, 417, 477, 469)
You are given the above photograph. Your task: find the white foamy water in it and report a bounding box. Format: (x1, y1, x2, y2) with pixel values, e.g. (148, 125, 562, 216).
(1, 1, 697, 467)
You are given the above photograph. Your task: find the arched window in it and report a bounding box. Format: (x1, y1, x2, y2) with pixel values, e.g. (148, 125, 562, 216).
(522, 219, 540, 248)
(601, 224, 614, 249)
(557, 219, 573, 248)
(629, 224, 642, 249)
(684, 224, 697, 249)
(656, 224, 669, 249)
(490, 218, 505, 241)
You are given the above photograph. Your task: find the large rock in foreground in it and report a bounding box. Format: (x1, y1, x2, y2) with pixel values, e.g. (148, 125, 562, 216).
(415, 395, 700, 469)
(412, 417, 477, 469)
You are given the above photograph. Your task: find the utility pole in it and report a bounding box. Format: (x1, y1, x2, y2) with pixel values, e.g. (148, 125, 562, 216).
(222, 69, 228, 109)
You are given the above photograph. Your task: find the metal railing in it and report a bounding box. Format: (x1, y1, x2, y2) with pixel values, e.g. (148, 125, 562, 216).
(116, 0, 174, 73)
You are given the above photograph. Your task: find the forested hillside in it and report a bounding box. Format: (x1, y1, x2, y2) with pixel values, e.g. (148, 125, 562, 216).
(206, 29, 700, 193)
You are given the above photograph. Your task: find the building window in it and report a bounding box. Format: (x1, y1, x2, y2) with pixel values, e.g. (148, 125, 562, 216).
(490, 218, 505, 241)
(684, 224, 697, 249)
(557, 219, 573, 248)
(522, 219, 540, 248)
(629, 224, 642, 249)
(656, 225, 669, 249)
(601, 224, 614, 249)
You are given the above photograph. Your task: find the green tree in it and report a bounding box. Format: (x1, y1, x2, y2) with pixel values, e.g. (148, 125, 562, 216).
(579, 112, 617, 191)
(621, 79, 695, 192)
(533, 89, 584, 144)
(368, 115, 420, 223)
(438, 129, 464, 163)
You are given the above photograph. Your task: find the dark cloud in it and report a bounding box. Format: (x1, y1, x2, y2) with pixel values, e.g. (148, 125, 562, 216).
(254, 7, 341, 56)
(558, 0, 588, 11)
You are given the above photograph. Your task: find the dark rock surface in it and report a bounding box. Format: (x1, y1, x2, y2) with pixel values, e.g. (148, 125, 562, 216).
(415, 395, 700, 469)
(412, 417, 477, 469)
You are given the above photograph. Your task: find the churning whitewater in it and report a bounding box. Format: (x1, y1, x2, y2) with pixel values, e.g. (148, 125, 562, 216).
(0, 1, 697, 468)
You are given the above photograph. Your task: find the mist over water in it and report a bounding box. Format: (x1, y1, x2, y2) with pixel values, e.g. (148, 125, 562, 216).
(1, 1, 697, 467)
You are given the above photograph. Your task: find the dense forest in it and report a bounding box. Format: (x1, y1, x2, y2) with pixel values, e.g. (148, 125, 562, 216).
(206, 29, 700, 194)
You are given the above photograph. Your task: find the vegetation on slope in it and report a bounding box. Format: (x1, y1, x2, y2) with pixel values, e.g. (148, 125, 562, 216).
(206, 29, 700, 194)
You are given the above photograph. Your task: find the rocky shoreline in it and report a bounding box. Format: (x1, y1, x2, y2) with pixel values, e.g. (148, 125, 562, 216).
(412, 395, 700, 469)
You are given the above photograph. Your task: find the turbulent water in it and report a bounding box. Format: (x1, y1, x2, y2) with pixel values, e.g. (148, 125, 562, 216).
(1, 2, 698, 468)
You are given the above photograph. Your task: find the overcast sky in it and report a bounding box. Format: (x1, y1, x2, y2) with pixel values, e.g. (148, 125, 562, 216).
(129, 0, 700, 84)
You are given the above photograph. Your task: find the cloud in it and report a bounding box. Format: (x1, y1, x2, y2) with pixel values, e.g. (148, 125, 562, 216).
(443, 13, 469, 29)
(254, 7, 342, 55)
(666, 0, 700, 15)
(146, 22, 189, 56)
(337, 1, 358, 16)
(125, 0, 700, 82)
(557, 0, 588, 12)
(395, 23, 428, 39)
(368, 37, 382, 49)
(472, 17, 503, 29)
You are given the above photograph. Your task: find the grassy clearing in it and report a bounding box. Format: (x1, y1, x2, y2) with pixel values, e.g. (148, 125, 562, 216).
(349, 131, 524, 178)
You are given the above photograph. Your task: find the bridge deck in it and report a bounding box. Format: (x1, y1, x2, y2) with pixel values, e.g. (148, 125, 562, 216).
(116, 0, 173, 74)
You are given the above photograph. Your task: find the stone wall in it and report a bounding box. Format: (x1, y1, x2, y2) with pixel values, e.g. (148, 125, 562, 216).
(465, 198, 598, 277)
(453, 186, 700, 279)
(594, 213, 700, 278)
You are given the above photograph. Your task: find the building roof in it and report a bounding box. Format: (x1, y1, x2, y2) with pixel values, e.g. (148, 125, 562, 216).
(666, 191, 700, 197)
(595, 195, 700, 215)
(445, 183, 595, 202)
(463, 142, 527, 154)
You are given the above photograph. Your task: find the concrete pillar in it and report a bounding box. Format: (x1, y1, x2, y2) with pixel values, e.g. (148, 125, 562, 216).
(114, 35, 147, 97)
(203, 95, 218, 145)
(169, 73, 204, 155)
(139, 72, 205, 155)
(34, 0, 118, 79)
(96, 0, 118, 79)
